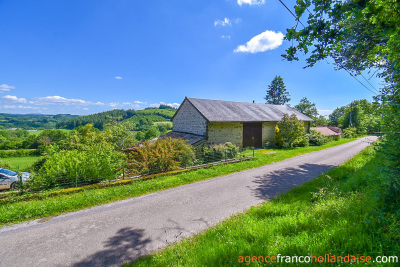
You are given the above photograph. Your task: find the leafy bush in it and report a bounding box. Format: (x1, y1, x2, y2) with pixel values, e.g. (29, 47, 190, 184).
(126, 137, 195, 175)
(0, 149, 39, 158)
(31, 144, 125, 189)
(199, 142, 240, 163)
(275, 114, 308, 148)
(343, 127, 357, 138)
(308, 130, 329, 146)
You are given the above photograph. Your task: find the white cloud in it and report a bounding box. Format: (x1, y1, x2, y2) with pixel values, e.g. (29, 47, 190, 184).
(109, 102, 120, 108)
(0, 84, 15, 93)
(30, 96, 105, 106)
(134, 100, 146, 104)
(214, 18, 231, 27)
(2, 105, 41, 110)
(1, 95, 27, 103)
(237, 0, 265, 6)
(115, 76, 122, 80)
(234, 30, 284, 53)
(221, 35, 231, 39)
(150, 102, 180, 108)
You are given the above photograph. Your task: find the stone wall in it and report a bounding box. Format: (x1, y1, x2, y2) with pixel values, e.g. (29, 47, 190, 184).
(207, 122, 243, 147)
(262, 122, 277, 145)
(172, 99, 207, 136)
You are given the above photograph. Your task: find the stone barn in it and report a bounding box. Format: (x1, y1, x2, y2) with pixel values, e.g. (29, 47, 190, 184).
(167, 97, 313, 148)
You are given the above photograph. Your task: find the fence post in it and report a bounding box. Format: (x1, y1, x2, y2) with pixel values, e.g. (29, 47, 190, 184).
(75, 168, 78, 188)
(19, 174, 23, 193)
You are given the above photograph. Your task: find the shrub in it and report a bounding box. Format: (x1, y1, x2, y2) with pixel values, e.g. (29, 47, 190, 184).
(343, 127, 357, 138)
(308, 130, 329, 146)
(126, 137, 195, 175)
(275, 114, 308, 148)
(0, 149, 39, 158)
(199, 142, 240, 163)
(31, 144, 125, 189)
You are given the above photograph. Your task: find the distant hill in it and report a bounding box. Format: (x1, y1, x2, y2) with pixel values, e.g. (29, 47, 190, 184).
(120, 107, 176, 131)
(56, 109, 136, 130)
(56, 106, 177, 130)
(0, 113, 78, 130)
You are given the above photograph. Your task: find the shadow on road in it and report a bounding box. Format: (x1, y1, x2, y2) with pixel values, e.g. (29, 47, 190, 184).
(252, 163, 335, 200)
(73, 227, 151, 267)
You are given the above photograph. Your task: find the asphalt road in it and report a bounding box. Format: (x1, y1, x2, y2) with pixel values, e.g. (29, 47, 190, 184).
(0, 137, 377, 267)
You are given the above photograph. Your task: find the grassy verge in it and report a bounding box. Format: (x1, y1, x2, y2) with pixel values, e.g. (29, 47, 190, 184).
(2, 156, 40, 171)
(130, 139, 399, 266)
(0, 138, 357, 226)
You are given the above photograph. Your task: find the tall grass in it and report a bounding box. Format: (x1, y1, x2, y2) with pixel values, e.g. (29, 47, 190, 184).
(131, 139, 399, 266)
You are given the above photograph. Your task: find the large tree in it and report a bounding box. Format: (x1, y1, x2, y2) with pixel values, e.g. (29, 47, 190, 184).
(265, 76, 291, 105)
(283, 0, 399, 133)
(294, 97, 318, 118)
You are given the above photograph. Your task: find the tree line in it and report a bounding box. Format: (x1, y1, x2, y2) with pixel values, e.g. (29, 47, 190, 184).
(0, 113, 77, 130)
(265, 75, 382, 133)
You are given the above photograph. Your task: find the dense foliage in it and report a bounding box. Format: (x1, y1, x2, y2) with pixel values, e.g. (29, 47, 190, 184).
(275, 114, 308, 148)
(342, 127, 357, 138)
(308, 130, 328, 146)
(294, 97, 318, 119)
(30, 124, 126, 189)
(33, 144, 125, 189)
(0, 129, 68, 150)
(0, 113, 77, 130)
(329, 99, 382, 133)
(125, 137, 195, 175)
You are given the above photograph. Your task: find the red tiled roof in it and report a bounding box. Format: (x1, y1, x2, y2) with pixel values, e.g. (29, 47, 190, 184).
(311, 126, 341, 136)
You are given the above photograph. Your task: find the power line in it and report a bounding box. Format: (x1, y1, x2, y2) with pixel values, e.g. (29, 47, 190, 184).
(360, 72, 380, 94)
(276, 0, 379, 96)
(277, 0, 306, 28)
(342, 67, 378, 95)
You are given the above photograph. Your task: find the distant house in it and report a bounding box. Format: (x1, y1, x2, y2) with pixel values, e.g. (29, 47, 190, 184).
(310, 126, 342, 139)
(165, 97, 313, 148)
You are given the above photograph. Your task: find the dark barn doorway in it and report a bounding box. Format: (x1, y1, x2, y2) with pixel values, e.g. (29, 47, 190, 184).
(243, 123, 262, 148)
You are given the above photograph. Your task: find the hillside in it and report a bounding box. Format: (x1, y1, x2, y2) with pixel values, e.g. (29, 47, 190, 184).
(56, 107, 176, 130)
(0, 113, 78, 130)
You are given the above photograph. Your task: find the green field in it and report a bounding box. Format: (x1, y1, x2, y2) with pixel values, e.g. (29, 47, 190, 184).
(2, 156, 39, 171)
(26, 129, 71, 136)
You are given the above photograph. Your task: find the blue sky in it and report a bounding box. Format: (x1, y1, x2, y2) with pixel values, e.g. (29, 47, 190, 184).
(0, 0, 380, 116)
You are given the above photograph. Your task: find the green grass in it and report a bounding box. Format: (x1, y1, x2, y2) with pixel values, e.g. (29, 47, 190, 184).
(0, 138, 358, 226)
(2, 156, 39, 171)
(130, 140, 399, 267)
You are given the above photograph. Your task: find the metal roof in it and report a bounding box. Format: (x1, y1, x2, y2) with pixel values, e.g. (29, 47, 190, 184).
(185, 97, 314, 122)
(155, 131, 207, 146)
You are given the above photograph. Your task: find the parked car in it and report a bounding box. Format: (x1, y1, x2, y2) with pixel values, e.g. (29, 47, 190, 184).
(0, 168, 31, 190)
